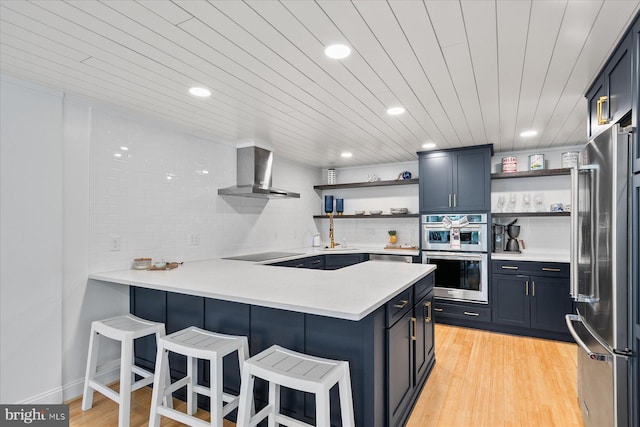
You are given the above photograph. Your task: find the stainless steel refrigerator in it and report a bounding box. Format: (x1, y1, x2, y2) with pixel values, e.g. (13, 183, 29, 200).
(566, 124, 634, 427)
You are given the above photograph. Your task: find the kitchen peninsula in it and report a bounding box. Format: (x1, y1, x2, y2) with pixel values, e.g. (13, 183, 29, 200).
(89, 253, 436, 427)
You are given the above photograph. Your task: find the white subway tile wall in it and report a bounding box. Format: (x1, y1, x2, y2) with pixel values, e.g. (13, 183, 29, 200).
(89, 110, 321, 272)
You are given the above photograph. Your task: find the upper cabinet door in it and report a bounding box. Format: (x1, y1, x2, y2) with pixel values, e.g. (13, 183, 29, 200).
(587, 27, 633, 140)
(419, 151, 454, 212)
(586, 76, 606, 140)
(604, 31, 632, 125)
(418, 146, 491, 213)
(453, 148, 491, 212)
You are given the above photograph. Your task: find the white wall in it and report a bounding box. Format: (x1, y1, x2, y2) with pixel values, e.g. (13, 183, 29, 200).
(1, 77, 63, 403)
(0, 75, 322, 404)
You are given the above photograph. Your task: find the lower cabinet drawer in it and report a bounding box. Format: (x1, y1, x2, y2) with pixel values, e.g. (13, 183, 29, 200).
(386, 288, 413, 327)
(432, 301, 491, 322)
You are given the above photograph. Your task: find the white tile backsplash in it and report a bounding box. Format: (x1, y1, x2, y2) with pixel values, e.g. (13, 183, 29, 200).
(89, 110, 322, 272)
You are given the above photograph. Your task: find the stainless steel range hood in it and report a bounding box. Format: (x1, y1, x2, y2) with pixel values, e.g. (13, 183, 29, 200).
(218, 145, 300, 199)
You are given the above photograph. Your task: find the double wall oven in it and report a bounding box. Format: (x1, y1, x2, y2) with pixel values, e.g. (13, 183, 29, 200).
(421, 214, 489, 304)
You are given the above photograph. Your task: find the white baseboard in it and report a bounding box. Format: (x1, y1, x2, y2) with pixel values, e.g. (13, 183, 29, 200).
(19, 387, 63, 405)
(62, 366, 120, 403)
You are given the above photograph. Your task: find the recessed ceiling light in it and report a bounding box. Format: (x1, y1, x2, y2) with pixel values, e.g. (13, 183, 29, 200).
(113, 152, 122, 158)
(341, 152, 353, 158)
(120, 146, 129, 151)
(324, 44, 351, 59)
(188, 86, 211, 98)
(520, 130, 537, 137)
(387, 106, 405, 116)
(422, 142, 436, 150)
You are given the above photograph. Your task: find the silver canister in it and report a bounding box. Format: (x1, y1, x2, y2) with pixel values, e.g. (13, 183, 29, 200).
(561, 152, 579, 168)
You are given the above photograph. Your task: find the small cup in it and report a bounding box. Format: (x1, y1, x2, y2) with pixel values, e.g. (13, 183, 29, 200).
(550, 203, 564, 212)
(153, 262, 167, 269)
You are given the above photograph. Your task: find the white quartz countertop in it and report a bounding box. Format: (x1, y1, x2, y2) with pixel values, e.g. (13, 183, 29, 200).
(89, 248, 434, 321)
(491, 251, 570, 263)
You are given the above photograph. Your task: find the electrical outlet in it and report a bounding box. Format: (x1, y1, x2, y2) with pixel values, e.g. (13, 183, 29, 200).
(189, 233, 200, 245)
(109, 236, 120, 251)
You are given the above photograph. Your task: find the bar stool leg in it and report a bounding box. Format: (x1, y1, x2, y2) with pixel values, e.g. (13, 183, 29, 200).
(81, 327, 100, 410)
(316, 388, 331, 427)
(149, 345, 168, 427)
(236, 368, 254, 427)
(186, 355, 197, 416)
(267, 381, 279, 427)
(338, 364, 355, 427)
(211, 356, 224, 427)
(118, 338, 134, 427)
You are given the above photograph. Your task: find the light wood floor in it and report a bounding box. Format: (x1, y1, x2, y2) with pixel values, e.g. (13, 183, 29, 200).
(68, 324, 582, 427)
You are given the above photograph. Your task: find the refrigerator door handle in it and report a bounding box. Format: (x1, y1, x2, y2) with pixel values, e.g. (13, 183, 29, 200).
(570, 167, 579, 299)
(570, 166, 600, 303)
(565, 314, 612, 362)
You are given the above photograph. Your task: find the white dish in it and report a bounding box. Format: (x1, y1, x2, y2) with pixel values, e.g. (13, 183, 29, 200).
(369, 210, 383, 215)
(355, 210, 365, 215)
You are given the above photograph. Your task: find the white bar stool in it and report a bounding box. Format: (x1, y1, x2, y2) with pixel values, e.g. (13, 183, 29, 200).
(149, 326, 249, 427)
(82, 314, 170, 427)
(236, 345, 355, 427)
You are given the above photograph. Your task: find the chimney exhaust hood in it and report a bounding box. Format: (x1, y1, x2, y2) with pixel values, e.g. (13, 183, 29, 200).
(218, 145, 300, 199)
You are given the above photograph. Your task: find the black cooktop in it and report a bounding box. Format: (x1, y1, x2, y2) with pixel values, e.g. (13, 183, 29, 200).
(222, 251, 304, 262)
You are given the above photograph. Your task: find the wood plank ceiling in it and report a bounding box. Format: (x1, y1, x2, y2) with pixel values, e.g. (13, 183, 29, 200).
(1, 0, 638, 167)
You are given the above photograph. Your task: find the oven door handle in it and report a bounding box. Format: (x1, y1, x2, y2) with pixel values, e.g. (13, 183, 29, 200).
(423, 224, 482, 229)
(424, 251, 484, 261)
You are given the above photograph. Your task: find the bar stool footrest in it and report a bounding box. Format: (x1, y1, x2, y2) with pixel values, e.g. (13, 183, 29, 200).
(156, 406, 210, 427)
(274, 413, 314, 427)
(87, 380, 119, 403)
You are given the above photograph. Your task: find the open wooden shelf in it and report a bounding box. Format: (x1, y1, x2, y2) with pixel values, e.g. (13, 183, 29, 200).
(491, 168, 572, 180)
(313, 214, 420, 219)
(491, 212, 570, 218)
(314, 178, 418, 190)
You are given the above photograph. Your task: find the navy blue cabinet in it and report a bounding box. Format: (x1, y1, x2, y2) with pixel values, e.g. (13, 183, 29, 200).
(386, 279, 435, 427)
(272, 254, 366, 270)
(587, 25, 633, 139)
(414, 290, 434, 385)
(493, 274, 530, 328)
(387, 309, 414, 427)
(324, 254, 368, 270)
(272, 258, 309, 268)
(491, 261, 572, 337)
(418, 145, 491, 213)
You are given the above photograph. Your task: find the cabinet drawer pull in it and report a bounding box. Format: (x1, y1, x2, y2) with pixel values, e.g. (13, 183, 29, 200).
(453, 193, 457, 208)
(463, 311, 480, 317)
(434, 307, 444, 312)
(525, 280, 529, 296)
(448, 194, 452, 207)
(501, 266, 519, 270)
(597, 95, 609, 125)
(295, 264, 305, 268)
(425, 301, 432, 323)
(411, 317, 417, 341)
(311, 260, 322, 265)
(393, 300, 409, 309)
(541, 267, 561, 272)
